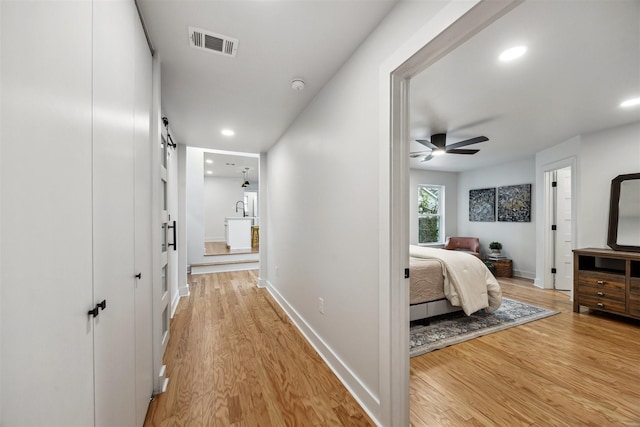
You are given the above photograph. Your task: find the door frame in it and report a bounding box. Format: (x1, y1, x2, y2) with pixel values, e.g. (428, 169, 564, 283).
(381, 1, 522, 424)
(542, 158, 577, 291)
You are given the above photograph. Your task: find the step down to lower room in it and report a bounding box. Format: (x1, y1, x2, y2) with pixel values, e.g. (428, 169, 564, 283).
(190, 252, 259, 275)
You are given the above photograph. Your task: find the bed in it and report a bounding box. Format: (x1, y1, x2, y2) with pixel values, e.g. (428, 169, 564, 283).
(409, 245, 502, 321)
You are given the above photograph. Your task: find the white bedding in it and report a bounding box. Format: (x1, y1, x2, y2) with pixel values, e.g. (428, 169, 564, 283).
(409, 245, 502, 315)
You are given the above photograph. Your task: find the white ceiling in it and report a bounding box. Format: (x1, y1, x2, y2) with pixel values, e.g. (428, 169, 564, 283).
(203, 151, 259, 182)
(138, 0, 398, 156)
(138, 1, 640, 176)
(410, 0, 640, 172)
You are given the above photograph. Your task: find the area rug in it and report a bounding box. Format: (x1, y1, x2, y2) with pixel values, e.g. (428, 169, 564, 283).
(410, 298, 558, 357)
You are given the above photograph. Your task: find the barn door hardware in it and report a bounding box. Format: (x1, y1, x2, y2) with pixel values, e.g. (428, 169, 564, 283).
(168, 221, 177, 251)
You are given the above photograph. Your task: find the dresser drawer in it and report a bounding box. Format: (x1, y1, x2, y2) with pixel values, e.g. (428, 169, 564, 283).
(577, 284, 625, 302)
(577, 271, 625, 290)
(577, 294, 626, 314)
(630, 278, 640, 295)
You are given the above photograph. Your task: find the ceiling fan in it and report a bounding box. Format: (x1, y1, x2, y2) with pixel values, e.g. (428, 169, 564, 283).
(410, 133, 488, 162)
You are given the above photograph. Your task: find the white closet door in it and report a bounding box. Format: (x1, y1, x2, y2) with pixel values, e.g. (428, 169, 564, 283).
(133, 13, 155, 426)
(92, 1, 137, 426)
(0, 2, 95, 425)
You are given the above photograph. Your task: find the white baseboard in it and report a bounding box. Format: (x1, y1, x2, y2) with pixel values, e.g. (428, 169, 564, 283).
(179, 282, 190, 297)
(171, 290, 182, 318)
(513, 270, 535, 280)
(263, 280, 382, 427)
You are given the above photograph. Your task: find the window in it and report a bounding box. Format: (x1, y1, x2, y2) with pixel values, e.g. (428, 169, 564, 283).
(418, 185, 444, 244)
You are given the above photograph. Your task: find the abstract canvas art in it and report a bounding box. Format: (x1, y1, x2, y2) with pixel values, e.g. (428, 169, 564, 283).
(498, 184, 532, 222)
(469, 188, 495, 222)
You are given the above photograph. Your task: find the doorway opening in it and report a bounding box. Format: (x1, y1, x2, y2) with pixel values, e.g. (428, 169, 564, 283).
(544, 161, 576, 293)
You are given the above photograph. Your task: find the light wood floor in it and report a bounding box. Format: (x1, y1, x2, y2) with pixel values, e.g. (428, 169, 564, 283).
(145, 273, 640, 426)
(411, 276, 640, 426)
(144, 270, 374, 426)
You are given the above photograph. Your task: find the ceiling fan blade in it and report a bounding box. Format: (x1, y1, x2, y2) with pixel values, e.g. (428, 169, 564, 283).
(446, 149, 480, 155)
(410, 151, 430, 158)
(420, 154, 434, 162)
(415, 139, 438, 150)
(445, 136, 488, 150)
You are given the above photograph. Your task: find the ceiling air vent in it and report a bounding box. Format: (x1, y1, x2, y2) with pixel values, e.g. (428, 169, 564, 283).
(189, 27, 238, 58)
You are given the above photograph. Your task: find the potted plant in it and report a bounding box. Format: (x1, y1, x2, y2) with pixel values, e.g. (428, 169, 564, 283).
(489, 241, 502, 256)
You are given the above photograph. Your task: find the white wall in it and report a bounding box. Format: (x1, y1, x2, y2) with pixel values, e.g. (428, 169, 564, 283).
(264, 1, 454, 423)
(578, 121, 640, 248)
(177, 143, 189, 295)
(409, 169, 458, 245)
(186, 147, 205, 265)
(457, 157, 536, 278)
(204, 177, 246, 241)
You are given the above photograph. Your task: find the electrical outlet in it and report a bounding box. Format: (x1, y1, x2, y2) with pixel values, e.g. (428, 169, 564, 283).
(318, 297, 324, 315)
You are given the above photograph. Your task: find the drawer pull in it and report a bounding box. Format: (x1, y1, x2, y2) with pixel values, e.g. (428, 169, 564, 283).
(596, 291, 604, 297)
(597, 280, 605, 285)
(596, 302, 605, 308)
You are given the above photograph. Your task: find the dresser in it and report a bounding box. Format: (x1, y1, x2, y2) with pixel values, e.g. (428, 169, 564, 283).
(573, 248, 640, 320)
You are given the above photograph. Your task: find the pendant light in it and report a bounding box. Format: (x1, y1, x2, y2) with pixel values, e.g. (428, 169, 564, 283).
(241, 168, 250, 188)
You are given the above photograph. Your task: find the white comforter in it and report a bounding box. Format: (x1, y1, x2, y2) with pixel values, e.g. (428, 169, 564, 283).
(409, 245, 502, 315)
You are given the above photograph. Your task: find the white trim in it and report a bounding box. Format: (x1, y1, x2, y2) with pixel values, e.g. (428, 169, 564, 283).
(513, 270, 536, 281)
(380, 1, 522, 424)
(190, 263, 259, 275)
(263, 280, 383, 427)
(171, 291, 180, 317)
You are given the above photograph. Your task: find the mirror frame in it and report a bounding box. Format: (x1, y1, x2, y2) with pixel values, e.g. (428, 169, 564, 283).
(607, 172, 640, 252)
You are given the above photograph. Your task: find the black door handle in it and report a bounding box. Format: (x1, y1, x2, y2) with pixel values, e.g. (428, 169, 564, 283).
(88, 300, 107, 318)
(135, 273, 142, 279)
(168, 220, 177, 251)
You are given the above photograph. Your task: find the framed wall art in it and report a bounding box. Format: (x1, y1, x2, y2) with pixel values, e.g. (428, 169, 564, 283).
(497, 184, 531, 222)
(469, 188, 496, 222)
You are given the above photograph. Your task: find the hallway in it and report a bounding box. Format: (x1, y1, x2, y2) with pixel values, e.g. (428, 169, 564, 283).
(144, 271, 374, 426)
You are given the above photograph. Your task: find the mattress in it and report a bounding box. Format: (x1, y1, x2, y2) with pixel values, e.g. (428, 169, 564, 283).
(409, 256, 445, 305)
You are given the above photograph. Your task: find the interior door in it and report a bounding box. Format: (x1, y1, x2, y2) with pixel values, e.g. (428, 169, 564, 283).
(133, 11, 155, 426)
(554, 167, 573, 291)
(92, 1, 137, 426)
(0, 2, 95, 425)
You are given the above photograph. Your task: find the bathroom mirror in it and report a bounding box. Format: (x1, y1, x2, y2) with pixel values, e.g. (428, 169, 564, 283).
(608, 173, 640, 252)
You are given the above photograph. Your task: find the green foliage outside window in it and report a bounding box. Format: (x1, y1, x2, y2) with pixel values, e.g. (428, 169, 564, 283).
(418, 186, 442, 244)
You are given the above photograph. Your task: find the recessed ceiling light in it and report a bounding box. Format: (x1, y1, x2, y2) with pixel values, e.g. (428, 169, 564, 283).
(221, 129, 235, 136)
(206, 170, 213, 174)
(620, 97, 640, 108)
(499, 46, 527, 62)
(205, 159, 213, 164)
